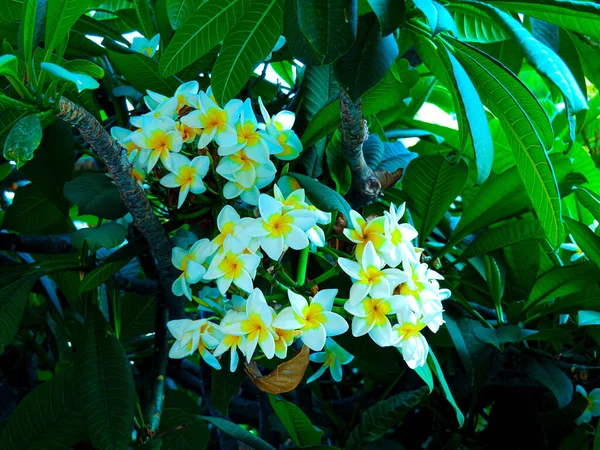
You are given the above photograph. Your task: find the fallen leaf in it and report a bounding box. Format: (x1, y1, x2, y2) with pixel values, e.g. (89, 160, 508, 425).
(244, 345, 310, 394)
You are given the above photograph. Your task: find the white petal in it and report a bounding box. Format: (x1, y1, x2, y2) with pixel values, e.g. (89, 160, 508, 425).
(260, 234, 285, 260)
(288, 291, 309, 317)
(312, 289, 337, 311)
(301, 325, 327, 351)
(283, 224, 309, 250)
(272, 307, 305, 330)
(321, 311, 349, 337)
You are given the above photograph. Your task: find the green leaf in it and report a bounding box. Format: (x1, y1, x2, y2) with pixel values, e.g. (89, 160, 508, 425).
(578, 310, 600, 327)
(428, 349, 464, 427)
(367, 0, 405, 36)
(0, 93, 34, 112)
(325, 131, 351, 195)
(75, 308, 135, 450)
(402, 155, 468, 240)
(288, 172, 352, 226)
(45, 0, 93, 54)
(40, 62, 99, 92)
(447, 3, 508, 43)
(574, 186, 600, 222)
(333, 13, 398, 102)
(200, 416, 276, 450)
(284, 0, 325, 66)
(0, 0, 22, 22)
(414, 0, 457, 36)
(0, 54, 19, 77)
(20, 0, 46, 71)
(210, 360, 246, 415)
(345, 387, 428, 450)
(269, 395, 324, 447)
(119, 293, 155, 342)
(63, 59, 105, 79)
(522, 357, 573, 408)
(0, 366, 86, 449)
(297, 0, 357, 64)
(166, 0, 198, 30)
(3, 184, 66, 234)
(0, 275, 40, 355)
(160, 408, 209, 450)
(107, 46, 181, 96)
(211, 0, 283, 105)
(462, 219, 545, 259)
(159, 0, 246, 76)
(71, 223, 128, 253)
(302, 64, 337, 120)
(565, 217, 600, 270)
(414, 362, 434, 392)
(133, 0, 156, 39)
(449, 39, 563, 247)
(483, 254, 504, 322)
(63, 173, 128, 220)
(3, 114, 42, 167)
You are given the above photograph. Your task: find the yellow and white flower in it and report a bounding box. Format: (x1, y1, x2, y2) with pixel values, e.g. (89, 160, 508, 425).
(221, 170, 276, 206)
(258, 97, 302, 160)
(343, 210, 388, 260)
(111, 126, 144, 162)
(306, 338, 354, 383)
(272, 289, 348, 351)
(131, 33, 160, 58)
(391, 306, 440, 369)
(195, 286, 226, 315)
(213, 310, 247, 372)
(338, 241, 408, 306)
(171, 239, 212, 299)
(344, 292, 403, 347)
(221, 288, 276, 361)
(210, 205, 253, 254)
(382, 202, 418, 267)
(160, 153, 210, 208)
(130, 116, 182, 171)
(245, 193, 318, 260)
(575, 385, 600, 425)
(392, 256, 442, 315)
(180, 91, 241, 148)
(204, 241, 261, 295)
(167, 318, 221, 369)
(131, 158, 147, 187)
(273, 326, 295, 359)
(144, 81, 200, 116)
(216, 149, 277, 189)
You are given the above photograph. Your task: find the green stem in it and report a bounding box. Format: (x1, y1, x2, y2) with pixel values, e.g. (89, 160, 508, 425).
(296, 247, 310, 285)
(274, 262, 298, 288)
(319, 245, 352, 259)
(334, 297, 347, 307)
(306, 266, 340, 288)
(265, 293, 288, 302)
(175, 206, 211, 220)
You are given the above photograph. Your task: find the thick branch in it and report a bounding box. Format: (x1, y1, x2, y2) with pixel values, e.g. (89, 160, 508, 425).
(339, 88, 381, 208)
(0, 233, 75, 254)
(56, 97, 184, 319)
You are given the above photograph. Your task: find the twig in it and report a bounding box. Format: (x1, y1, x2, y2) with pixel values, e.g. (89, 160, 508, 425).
(56, 97, 184, 319)
(0, 233, 75, 254)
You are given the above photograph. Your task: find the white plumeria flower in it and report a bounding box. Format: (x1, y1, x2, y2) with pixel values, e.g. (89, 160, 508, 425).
(272, 289, 348, 351)
(181, 91, 241, 148)
(111, 126, 143, 162)
(258, 97, 302, 160)
(343, 210, 388, 260)
(338, 241, 408, 306)
(160, 153, 210, 208)
(575, 385, 600, 425)
(218, 99, 282, 162)
(273, 326, 295, 359)
(245, 193, 318, 260)
(306, 204, 332, 247)
(217, 149, 277, 189)
(131, 33, 160, 57)
(131, 158, 147, 187)
(130, 116, 182, 171)
(391, 306, 436, 369)
(210, 205, 253, 254)
(344, 292, 403, 347)
(171, 239, 212, 300)
(204, 241, 260, 295)
(382, 203, 418, 267)
(167, 319, 221, 369)
(221, 170, 276, 206)
(306, 338, 354, 383)
(213, 310, 247, 372)
(392, 256, 441, 315)
(421, 279, 448, 333)
(221, 288, 277, 361)
(195, 286, 226, 315)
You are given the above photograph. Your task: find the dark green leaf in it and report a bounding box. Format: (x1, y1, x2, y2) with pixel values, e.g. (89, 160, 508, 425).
(211, 360, 246, 415)
(269, 395, 324, 446)
(166, 0, 199, 30)
(45, 0, 93, 53)
(3, 114, 42, 168)
(119, 293, 155, 342)
(428, 349, 464, 427)
(284, 0, 326, 66)
(201, 416, 276, 450)
(133, 0, 156, 39)
(63, 173, 128, 220)
(448, 3, 508, 43)
(20, 0, 46, 70)
(3, 184, 66, 234)
(325, 130, 351, 194)
(574, 186, 600, 223)
(367, 0, 405, 36)
(75, 308, 135, 450)
(71, 223, 128, 253)
(0, 275, 40, 355)
(160, 408, 209, 450)
(565, 217, 600, 270)
(522, 357, 573, 408)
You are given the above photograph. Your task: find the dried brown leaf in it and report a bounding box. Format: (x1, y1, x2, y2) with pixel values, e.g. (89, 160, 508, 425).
(244, 345, 310, 394)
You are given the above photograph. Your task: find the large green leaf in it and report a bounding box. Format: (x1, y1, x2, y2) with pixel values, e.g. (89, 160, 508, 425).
(3, 114, 43, 168)
(3, 184, 67, 234)
(325, 131, 351, 194)
(63, 173, 128, 220)
(428, 349, 465, 427)
(0, 275, 40, 355)
(0, 0, 22, 22)
(119, 293, 155, 342)
(20, 0, 46, 70)
(0, 366, 86, 449)
(402, 155, 468, 240)
(165, 0, 199, 30)
(450, 39, 563, 247)
(159, 0, 246, 76)
(284, 0, 326, 66)
(574, 186, 600, 223)
(71, 223, 128, 253)
(345, 387, 428, 450)
(333, 13, 398, 102)
(565, 217, 600, 270)
(269, 395, 324, 447)
(160, 408, 209, 450)
(367, 0, 405, 36)
(75, 308, 135, 450)
(462, 219, 545, 259)
(211, 0, 283, 105)
(522, 357, 573, 408)
(489, 0, 600, 40)
(201, 416, 276, 450)
(302, 65, 337, 120)
(297, 0, 357, 64)
(133, 0, 156, 39)
(45, 0, 93, 54)
(447, 3, 508, 43)
(210, 361, 246, 415)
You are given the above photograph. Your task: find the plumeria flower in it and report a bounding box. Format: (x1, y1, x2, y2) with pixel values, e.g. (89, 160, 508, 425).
(575, 385, 600, 425)
(382, 203, 418, 266)
(306, 204, 332, 247)
(145, 81, 200, 116)
(213, 310, 247, 372)
(131, 158, 147, 187)
(258, 97, 302, 160)
(167, 319, 221, 369)
(221, 170, 276, 206)
(131, 33, 160, 57)
(390, 306, 436, 369)
(210, 205, 253, 254)
(176, 121, 202, 144)
(204, 241, 261, 295)
(344, 292, 403, 347)
(221, 288, 276, 361)
(421, 279, 449, 333)
(219, 99, 282, 163)
(307, 338, 354, 383)
(130, 116, 182, 171)
(246, 193, 318, 260)
(343, 210, 388, 260)
(194, 286, 226, 315)
(272, 289, 348, 351)
(111, 126, 143, 162)
(160, 153, 210, 208)
(216, 149, 277, 189)
(338, 241, 408, 306)
(392, 256, 441, 314)
(181, 91, 241, 148)
(171, 239, 212, 300)
(273, 327, 295, 359)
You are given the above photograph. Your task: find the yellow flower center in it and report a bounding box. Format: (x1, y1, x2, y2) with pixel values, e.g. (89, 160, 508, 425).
(397, 322, 426, 341)
(360, 266, 383, 283)
(202, 108, 227, 133)
(176, 165, 197, 185)
(218, 253, 243, 279)
(301, 304, 325, 330)
(365, 299, 391, 327)
(237, 122, 260, 146)
(266, 213, 293, 235)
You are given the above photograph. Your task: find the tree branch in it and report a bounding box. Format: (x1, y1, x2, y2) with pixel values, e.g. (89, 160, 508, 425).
(56, 97, 184, 319)
(0, 233, 75, 254)
(339, 88, 381, 208)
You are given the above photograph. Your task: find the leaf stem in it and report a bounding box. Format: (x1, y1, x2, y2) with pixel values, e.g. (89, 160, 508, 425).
(296, 247, 310, 285)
